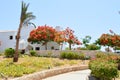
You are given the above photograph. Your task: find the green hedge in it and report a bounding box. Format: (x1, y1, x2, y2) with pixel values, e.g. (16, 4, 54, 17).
(89, 59, 118, 80)
(95, 52, 107, 58)
(60, 52, 87, 60)
(86, 44, 101, 50)
(30, 50, 36, 56)
(4, 48, 15, 58)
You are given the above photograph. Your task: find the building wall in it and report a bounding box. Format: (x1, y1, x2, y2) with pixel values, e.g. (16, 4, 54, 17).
(0, 26, 35, 52)
(30, 42, 60, 51)
(0, 26, 60, 52)
(0, 31, 16, 52)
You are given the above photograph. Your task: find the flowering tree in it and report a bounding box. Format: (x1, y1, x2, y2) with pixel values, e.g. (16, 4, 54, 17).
(64, 27, 81, 50)
(54, 31, 65, 50)
(97, 33, 120, 52)
(28, 25, 56, 50)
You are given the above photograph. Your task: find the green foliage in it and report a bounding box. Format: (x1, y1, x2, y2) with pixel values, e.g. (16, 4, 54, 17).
(94, 39, 100, 45)
(90, 53, 120, 79)
(53, 61, 65, 67)
(0, 57, 82, 78)
(82, 35, 91, 47)
(0, 53, 4, 56)
(114, 47, 120, 50)
(30, 50, 36, 56)
(95, 52, 107, 58)
(4, 48, 15, 58)
(96, 52, 119, 62)
(89, 59, 118, 80)
(60, 52, 86, 60)
(68, 60, 78, 65)
(65, 47, 70, 50)
(60, 52, 79, 59)
(47, 51, 52, 57)
(0, 60, 35, 77)
(79, 47, 88, 50)
(86, 44, 101, 50)
(79, 53, 85, 60)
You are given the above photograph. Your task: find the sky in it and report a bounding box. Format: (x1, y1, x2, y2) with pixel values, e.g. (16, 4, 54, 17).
(1, 0, 120, 45)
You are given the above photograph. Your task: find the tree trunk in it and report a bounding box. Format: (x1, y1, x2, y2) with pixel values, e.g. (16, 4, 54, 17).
(69, 43, 71, 50)
(114, 46, 116, 53)
(108, 46, 110, 52)
(45, 42, 47, 50)
(13, 22, 22, 62)
(60, 43, 63, 50)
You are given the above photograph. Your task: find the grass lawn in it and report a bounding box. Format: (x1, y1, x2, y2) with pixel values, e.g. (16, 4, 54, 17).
(0, 55, 89, 79)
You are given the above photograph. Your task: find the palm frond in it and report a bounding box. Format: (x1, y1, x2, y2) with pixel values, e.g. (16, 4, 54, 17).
(22, 12, 36, 26)
(20, 1, 36, 26)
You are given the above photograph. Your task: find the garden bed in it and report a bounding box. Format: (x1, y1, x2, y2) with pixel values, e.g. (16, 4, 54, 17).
(0, 55, 89, 80)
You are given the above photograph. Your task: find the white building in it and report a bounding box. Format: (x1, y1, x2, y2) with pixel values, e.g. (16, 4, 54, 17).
(0, 30, 16, 51)
(0, 26, 60, 52)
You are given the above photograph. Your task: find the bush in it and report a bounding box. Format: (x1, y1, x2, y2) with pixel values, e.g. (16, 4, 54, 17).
(79, 47, 88, 50)
(60, 52, 66, 58)
(86, 44, 101, 50)
(30, 50, 36, 56)
(4, 48, 15, 58)
(60, 52, 87, 60)
(95, 52, 107, 58)
(79, 53, 85, 60)
(89, 59, 118, 80)
(60, 52, 79, 59)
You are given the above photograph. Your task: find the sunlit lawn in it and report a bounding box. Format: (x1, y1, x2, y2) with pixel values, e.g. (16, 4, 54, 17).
(0, 55, 88, 79)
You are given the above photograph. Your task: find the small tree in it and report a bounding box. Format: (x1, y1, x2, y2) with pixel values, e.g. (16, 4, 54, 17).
(86, 44, 101, 50)
(64, 27, 81, 50)
(82, 35, 91, 47)
(98, 34, 112, 52)
(97, 33, 120, 52)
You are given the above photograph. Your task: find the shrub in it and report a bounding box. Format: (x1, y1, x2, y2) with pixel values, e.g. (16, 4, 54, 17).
(79, 47, 88, 50)
(60, 52, 66, 58)
(60, 52, 87, 60)
(95, 52, 107, 58)
(65, 47, 70, 50)
(4, 48, 15, 58)
(65, 52, 74, 59)
(79, 53, 85, 60)
(89, 59, 118, 80)
(86, 44, 101, 50)
(30, 50, 36, 56)
(60, 52, 79, 59)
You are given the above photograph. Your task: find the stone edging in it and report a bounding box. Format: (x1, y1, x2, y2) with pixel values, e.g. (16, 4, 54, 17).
(12, 65, 88, 80)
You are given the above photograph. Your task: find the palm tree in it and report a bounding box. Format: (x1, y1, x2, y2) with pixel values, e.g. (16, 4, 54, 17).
(13, 1, 36, 62)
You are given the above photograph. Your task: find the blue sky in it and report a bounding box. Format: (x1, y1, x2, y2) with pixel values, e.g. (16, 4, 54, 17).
(1, 0, 120, 44)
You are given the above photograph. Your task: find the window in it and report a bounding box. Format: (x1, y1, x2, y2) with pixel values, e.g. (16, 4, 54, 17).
(51, 46, 54, 50)
(9, 36, 13, 40)
(35, 47, 40, 50)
